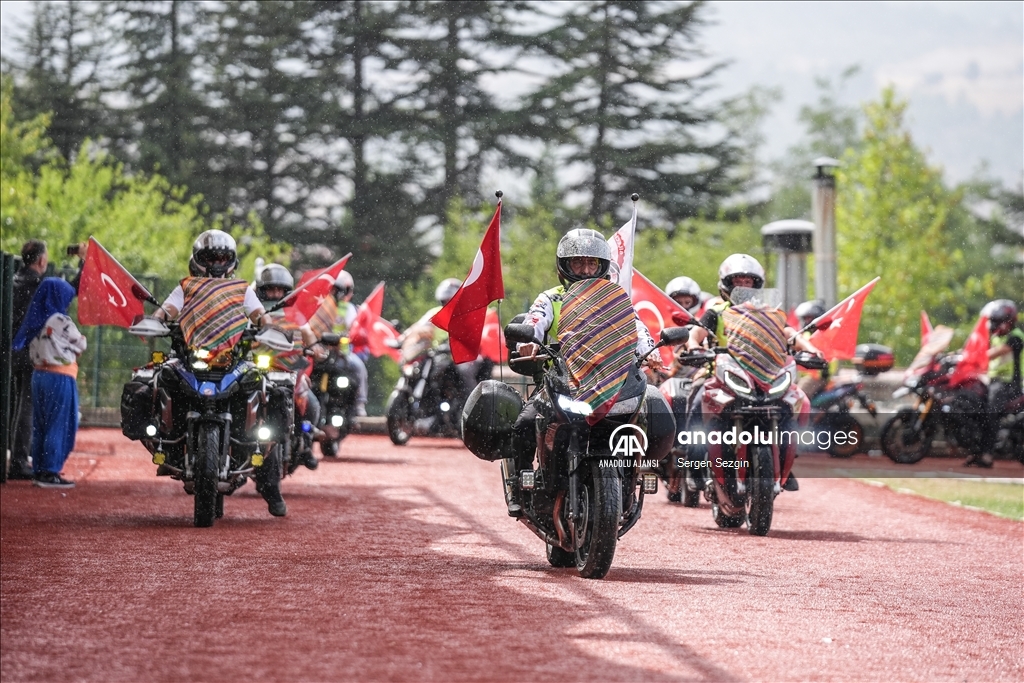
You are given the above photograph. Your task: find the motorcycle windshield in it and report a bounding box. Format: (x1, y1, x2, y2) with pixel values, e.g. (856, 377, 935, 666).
(730, 286, 782, 309)
(177, 277, 250, 359)
(722, 303, 788, 388)
(558, 278, 638, 423)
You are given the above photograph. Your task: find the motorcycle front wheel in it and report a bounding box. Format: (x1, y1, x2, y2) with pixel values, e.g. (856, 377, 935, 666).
(546, 542, 576, 568)
(193, 424, 220, 528)
(881, 408, 933, 464)
(573, 460, 621, 579)
(746, 445, 775, 536)
(385, 391, 413, 446)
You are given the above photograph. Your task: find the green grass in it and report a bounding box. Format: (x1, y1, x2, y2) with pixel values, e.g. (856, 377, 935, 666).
(864, 478, 1024, 521)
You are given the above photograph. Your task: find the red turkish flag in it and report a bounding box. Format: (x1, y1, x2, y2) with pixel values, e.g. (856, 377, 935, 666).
(292, 254, 351, 321)
(631, 269, 688, 367)
(807, 277, 879, 361)
(431, 202, 504, 363)
(78, 237, 150, 327)
(480, 307, 506, 363)
(349, 281, 401, 362)
(949, 315, 989, 387)
(921, 310, 934, 345)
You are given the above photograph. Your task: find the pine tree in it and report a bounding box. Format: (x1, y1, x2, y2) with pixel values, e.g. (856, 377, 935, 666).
(520, 0, 741, 226)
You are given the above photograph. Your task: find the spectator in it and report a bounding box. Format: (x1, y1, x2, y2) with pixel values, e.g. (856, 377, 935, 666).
(8, 240, 48, 479)
(12, 279, 87, 488)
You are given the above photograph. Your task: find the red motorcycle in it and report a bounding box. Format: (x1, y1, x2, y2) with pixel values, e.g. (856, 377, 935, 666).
(676, 288, 825, 536)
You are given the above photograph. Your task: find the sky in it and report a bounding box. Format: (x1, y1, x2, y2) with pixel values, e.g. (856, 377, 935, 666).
(2, 0, 1021, 189)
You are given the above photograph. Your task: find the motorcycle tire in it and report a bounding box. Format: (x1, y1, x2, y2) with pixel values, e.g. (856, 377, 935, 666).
(215, 493, 224, 519)
(574, 460, 621, 580)
(385, 392, 413, 446)
(712, 504, 745, 528)
(546, 542, 575, 568)
(823, 413, 864, 458)
(881, 408, 933, 464)
(193, 424, 220, 528)
(746, 445, 775, 536)
(320, 438, 339, 458)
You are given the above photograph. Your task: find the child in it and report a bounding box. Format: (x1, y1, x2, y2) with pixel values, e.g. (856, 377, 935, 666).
(12, 278, 87, 488)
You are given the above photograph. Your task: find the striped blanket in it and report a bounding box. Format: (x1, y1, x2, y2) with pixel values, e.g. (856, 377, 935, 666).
(558, 278, 638, 424)
(309, 296, 338, 339)
(722, 304, 787, 386)
(178, 277, 250, 360)
(260, 309, 309, 373)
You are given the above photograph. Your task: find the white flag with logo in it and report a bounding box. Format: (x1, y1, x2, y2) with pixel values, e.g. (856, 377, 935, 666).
(607, 202, 637, 296)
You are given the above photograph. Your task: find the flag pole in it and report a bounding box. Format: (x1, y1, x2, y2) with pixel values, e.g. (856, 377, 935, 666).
(495, 189, 504, 385)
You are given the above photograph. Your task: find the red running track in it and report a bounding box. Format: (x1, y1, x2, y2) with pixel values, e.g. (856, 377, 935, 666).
(2, 430, 1021, 682)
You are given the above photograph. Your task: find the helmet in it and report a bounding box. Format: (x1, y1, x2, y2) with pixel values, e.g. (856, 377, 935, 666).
(188, 256, 202, 277)
(192, 229, 238, 278)
(982, 299, 1018, 334)
(717, 253, 765, 299)
(665, 276, 702, 312)
(256, 264, 294, 302)
(795, 299, 826, 327)
(332, 270, 354, 299)
(435, 278, 462, 305)
(556, 228, 611, 285)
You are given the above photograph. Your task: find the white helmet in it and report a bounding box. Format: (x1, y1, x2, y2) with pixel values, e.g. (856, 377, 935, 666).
(717, 253, 765, 299)
(435, 278, 462, 305)
(665, 276, 702, 312)
(332, 270, 354, 298)
(556, 228, 611, 285)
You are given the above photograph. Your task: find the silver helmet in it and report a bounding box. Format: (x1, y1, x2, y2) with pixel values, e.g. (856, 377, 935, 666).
(435, 278, 462, 305)
(556, 228, 611, 284)
(192, 229, 238, 278)
(256, 264, 294, 302)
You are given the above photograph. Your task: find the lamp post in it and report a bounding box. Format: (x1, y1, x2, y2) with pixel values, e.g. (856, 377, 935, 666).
(812, 157, 840, 308)
(761, 220, 814, 314)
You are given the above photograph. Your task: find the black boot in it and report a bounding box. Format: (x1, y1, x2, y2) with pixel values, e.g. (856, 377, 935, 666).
(783, 472, 799, 491)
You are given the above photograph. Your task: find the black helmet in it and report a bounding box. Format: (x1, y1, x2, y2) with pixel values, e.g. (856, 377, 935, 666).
(556, 228, 611, 285)
(256, 264, 294, 303)
(192, 229, 238, 278)
(982, 299, 1018, 333)
(795, 299, 826, 327)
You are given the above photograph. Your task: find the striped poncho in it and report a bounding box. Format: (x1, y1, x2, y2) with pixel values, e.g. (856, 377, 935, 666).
(558, 278, 638, 424)
(178, 277, 250, 361)
(722, 304, 788, 386)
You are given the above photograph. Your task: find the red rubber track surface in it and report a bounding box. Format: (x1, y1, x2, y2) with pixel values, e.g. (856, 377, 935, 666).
(2, 430, 1022, 682)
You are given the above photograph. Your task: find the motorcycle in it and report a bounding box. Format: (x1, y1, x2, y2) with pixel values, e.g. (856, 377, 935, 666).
(880, 326, 988, 464)
(385, 337, 490, 445)
(463, 278, 683, 579)
(676, 287, 826, 536)
(310, 333, 361, 457)
(659, 366, 703, 507)
(121, 317, 294, 527)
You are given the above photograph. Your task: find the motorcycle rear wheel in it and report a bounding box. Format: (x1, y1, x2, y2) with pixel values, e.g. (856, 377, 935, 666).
(821, 413, 864, 458)
(193, 424, 220, 528)
(746, 445, 775, 536)
(881, 408, 933, 464)
(574, 460, 621, 579)
(385, 392, 413, 446)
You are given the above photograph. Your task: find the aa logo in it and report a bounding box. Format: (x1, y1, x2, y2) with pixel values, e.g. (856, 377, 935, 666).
(609, 424, 648, 458)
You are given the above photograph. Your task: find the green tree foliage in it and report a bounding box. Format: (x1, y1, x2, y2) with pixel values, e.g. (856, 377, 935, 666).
(521, 0, 741, 227)
(835, 88, 1021, 362)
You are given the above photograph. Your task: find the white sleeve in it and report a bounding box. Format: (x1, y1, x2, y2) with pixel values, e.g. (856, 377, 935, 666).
(162, 285, 185, 316)
(523, 292, 555, 343)
(634, 314, 655, 357)
(244, 286, 265, 316)
(344, 302, 358, 328)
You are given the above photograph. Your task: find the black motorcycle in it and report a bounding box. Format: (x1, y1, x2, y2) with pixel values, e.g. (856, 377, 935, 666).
(462, 305, 683, 579)
(310, 333, 361, 457)
(659, 371, 703, 507)
(385, 339, 489, 445)
(122, 318, 294, 527)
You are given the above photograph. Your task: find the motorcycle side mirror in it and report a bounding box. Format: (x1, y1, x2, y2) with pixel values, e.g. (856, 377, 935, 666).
(504, 323, 536, 344)
(255, 327, 294, 353)
(659, 326, 690, 345)
(794, 352, 828, 371)
(320, 333, 342, 347)
(129, 316, 171, 338)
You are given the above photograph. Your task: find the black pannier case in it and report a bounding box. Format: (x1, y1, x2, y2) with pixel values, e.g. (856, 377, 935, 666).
(461, 380, 524, 461)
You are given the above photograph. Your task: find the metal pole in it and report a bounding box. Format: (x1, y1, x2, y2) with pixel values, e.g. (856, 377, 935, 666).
(812, 157, 840, 308)
(0, 252, 14, 483)
(92, 325, 103, 408)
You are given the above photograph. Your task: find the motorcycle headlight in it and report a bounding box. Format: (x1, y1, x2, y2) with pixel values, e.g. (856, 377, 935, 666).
(331, 415, 344, 427)
(192, 348, 211, 370)
(724, 370, 753, 395)
(768, 372, 791, 397)
(556, 394, 593, 416)
(256, 425, 272, 441)
(256, 354, 272, 370)
(336, 376, 350, 389)
(192, 360, 209, 370)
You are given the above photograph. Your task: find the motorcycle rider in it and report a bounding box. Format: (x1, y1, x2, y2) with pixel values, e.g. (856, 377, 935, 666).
(321, 271, 370, 418)
(254, 263, 323, 470)
(665, 276, 703, 316)
(398, 277, 488, 398)
(152, 230, 288, 517)
(794, 299, 836, 399)
(684, 254, 819, 491)
(968, 300, 1023, 467)
(507, 228, 662, 516)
